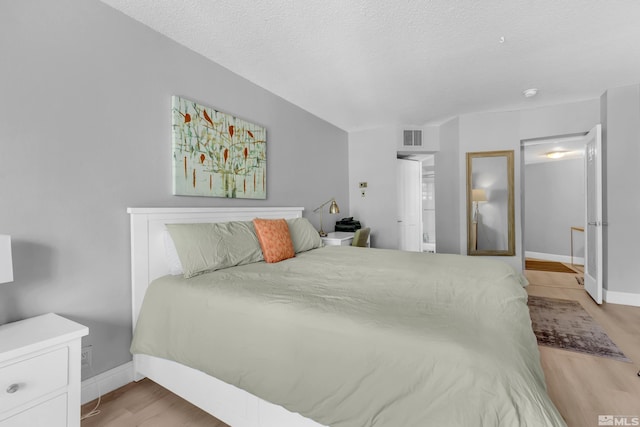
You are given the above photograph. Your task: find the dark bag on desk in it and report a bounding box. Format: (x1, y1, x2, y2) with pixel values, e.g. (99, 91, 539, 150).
(335, 217, 362, 232)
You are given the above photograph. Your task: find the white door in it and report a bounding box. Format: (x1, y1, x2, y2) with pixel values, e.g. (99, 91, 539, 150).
(397, 159, 422, 251)
(584, 124, 603, 304)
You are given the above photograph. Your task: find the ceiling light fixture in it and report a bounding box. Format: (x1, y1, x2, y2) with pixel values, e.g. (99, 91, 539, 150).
(545, 150, 568, 159)
(523, 88, 538, 98)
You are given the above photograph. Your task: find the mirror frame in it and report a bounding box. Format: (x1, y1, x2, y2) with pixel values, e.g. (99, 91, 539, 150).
(466, 150, 515, 256)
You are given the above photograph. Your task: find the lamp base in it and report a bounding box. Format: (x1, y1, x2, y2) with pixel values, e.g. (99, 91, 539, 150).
(318, 230, 327, 237)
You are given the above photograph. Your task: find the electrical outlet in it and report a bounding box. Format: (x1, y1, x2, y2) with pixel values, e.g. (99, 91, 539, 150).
(81, 345, 92, 367)
(359, 182, 368, 188)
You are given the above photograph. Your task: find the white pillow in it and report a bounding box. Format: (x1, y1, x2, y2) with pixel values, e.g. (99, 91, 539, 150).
(163, 230, 183, 275)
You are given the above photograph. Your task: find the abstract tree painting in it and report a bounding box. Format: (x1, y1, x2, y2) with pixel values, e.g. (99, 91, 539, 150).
(172, 96, 267, 199)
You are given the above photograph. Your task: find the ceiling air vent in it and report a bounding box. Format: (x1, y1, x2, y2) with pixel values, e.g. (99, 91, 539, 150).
(403, 130, 422, 147)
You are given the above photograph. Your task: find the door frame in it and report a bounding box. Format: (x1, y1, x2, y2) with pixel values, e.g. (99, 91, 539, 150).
(396, 157, 423, 251)
(520, 130, 602, 300)
(396, 152, 437, 252)
(583, 124, 604, 304)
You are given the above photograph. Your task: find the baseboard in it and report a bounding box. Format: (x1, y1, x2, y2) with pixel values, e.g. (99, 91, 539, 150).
(525, 251, 584, 265)
(603, 289, 640, 307)
(81, 361, 134, 404)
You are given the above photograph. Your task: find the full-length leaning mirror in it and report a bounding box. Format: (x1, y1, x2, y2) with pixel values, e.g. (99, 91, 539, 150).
(466, 150, 515, 256)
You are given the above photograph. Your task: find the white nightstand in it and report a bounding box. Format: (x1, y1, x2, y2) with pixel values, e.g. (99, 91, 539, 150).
(0, 313, 88, 427)
(321, 231, 355, 246)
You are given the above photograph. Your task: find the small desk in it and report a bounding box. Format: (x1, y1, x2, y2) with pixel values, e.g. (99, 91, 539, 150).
(321, 232, 355, 246)
(322, 231, 371, 247)
(570, 226, 584, 265)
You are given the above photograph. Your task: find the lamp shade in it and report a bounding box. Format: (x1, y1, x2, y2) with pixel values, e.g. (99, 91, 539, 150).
(472, 189, 488, 202)
(0, 235, 13, 284)
(329, 200, 340, 214)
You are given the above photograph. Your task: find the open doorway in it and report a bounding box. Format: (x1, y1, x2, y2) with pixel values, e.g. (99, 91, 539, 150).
(397, 153, 436, 252)
(422, 156, 436, 253)
(521, 134, 587, 283)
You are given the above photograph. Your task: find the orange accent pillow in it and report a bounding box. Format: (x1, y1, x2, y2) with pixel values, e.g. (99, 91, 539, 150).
(253, 218, 296, 263)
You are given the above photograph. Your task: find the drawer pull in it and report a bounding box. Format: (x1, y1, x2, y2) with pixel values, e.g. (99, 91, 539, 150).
(6, 383, 19, 394)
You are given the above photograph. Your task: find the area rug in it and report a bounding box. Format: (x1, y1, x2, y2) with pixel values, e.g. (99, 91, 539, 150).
(527, 296, 630, 362)
(525, 259, 577, 273)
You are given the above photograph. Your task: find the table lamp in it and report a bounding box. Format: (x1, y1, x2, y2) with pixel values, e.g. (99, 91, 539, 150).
(472, 189, 487, 222)
(313, 198, 340, 237)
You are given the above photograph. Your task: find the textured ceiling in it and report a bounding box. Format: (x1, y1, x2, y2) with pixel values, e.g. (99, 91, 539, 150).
(100, 0, 640, 131)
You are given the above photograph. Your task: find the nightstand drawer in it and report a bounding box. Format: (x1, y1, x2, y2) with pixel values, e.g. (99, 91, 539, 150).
(0, 347, 69, 413)
(0, 394, 67, 427)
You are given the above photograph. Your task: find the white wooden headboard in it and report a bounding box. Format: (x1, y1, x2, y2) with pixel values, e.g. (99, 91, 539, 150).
(127, 207, 304, 330)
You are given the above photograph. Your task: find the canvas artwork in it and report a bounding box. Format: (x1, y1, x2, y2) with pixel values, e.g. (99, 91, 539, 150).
(172, 96, 267, 199)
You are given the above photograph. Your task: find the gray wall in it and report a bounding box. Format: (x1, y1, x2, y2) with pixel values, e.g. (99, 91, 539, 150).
(348, 126, 399, 249)
(434, 118, 460, 254)
(458, 110, 522, 270)
(348, 125, 440, 250)
(428, 100, 599, 272)
(524, 159, 585, 258)
(601, 84, 640, 295)
(0, 0, 348, 378)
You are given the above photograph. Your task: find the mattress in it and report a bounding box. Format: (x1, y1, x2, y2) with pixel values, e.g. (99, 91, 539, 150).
(131, 246, 565, 427)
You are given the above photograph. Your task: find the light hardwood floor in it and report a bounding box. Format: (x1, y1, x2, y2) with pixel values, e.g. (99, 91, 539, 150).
(81, 378, 227, 427)
(81, 268, 640, 427)
(526, 268, 640, 427)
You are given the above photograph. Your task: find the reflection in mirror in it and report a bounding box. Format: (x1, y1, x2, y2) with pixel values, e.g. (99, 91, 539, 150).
(466, 150, 515, 256)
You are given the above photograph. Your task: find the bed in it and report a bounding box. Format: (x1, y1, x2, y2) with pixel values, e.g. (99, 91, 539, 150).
(128, 207, 566, 427)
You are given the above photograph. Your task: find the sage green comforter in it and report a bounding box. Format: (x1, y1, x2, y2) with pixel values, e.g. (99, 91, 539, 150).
(131, 246, 566, 427)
